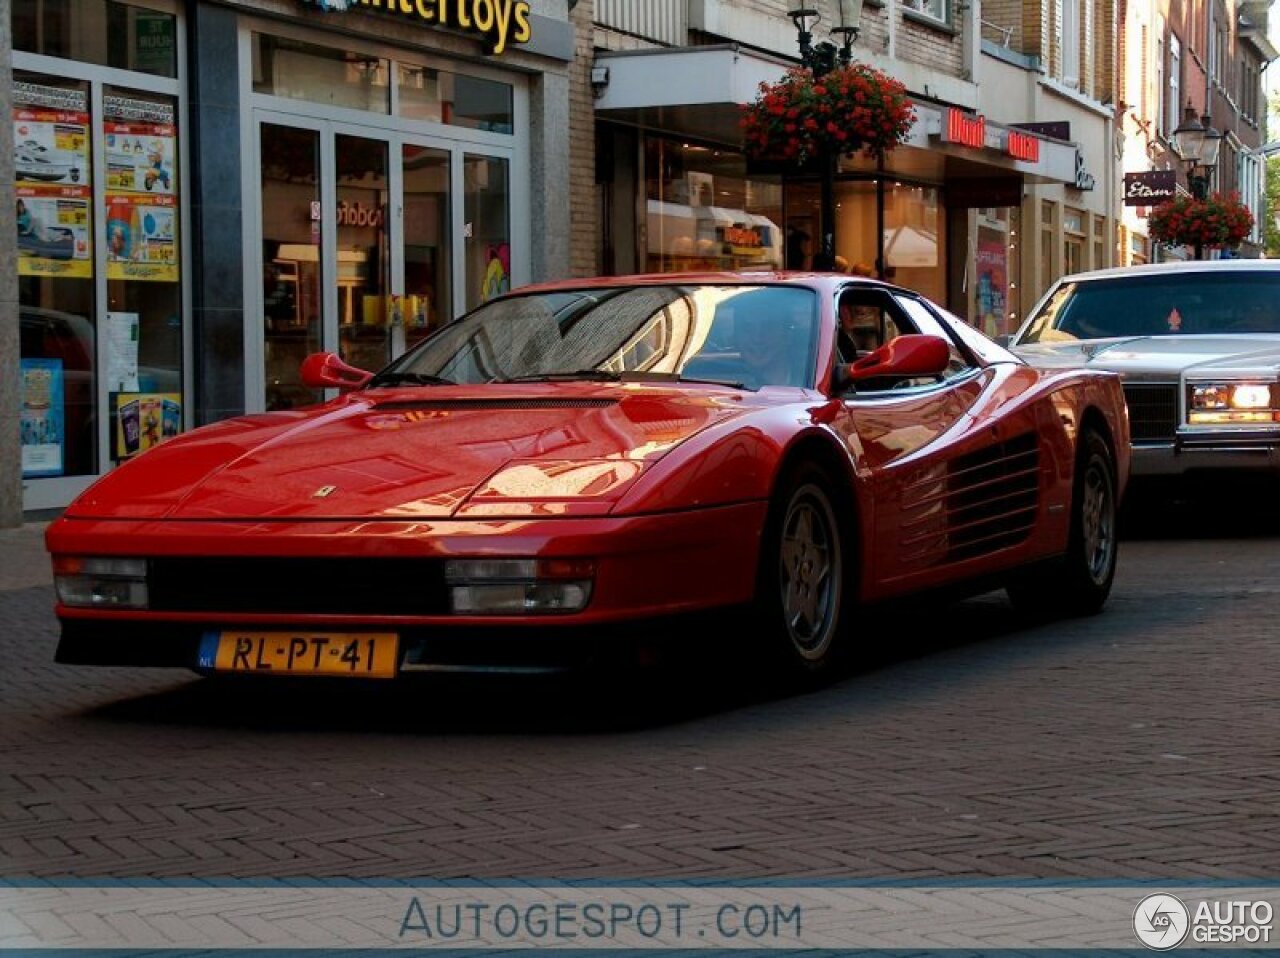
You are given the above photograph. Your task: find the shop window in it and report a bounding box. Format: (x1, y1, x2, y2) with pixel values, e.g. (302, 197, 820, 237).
(102, 86, 184, 463)
(402, 145, 452, 350)
(1064, 206, 1085, 277)
(643, 137, 783, 273)
(253, 33, 390, 114)
(884, 182, 944, 304)
(14, 0, 177, 78)
(973, 207, 1019, 339)
(1130, 232, 1149, 265)
(398, 65, 514, 134)
(16, 72, 97, 479)
(1092, 215, 1106, 270)
(1040, 201, 1057, 291)
(464, 155, 511, 312)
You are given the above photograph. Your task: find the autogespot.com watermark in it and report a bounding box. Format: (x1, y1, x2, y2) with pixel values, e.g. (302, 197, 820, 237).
(398, 897, 803, 943)
(1134, 892, 1274, 950)
(6, 881, 1280, 951)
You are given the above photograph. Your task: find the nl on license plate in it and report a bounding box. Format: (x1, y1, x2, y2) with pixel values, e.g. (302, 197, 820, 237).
(199, 632, 399, 678)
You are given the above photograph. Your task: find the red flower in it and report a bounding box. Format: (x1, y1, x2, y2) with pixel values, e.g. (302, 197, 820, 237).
(741, 63, 915, 165)
(1148, 192, 1254, 249)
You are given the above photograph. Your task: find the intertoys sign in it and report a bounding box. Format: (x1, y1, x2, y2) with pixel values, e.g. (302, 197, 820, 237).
(302, 0, 532, 55)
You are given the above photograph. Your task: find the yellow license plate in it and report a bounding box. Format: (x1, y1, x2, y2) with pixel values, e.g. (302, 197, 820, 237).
(213, 632, 399, 678)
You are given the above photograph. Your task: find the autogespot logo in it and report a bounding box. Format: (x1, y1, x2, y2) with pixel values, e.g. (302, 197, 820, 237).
(1134, 894, 1190, 950)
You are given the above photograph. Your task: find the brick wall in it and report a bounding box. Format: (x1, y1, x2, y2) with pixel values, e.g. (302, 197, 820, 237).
(897, 16, 965, 74)
(568, 0, 599, 277)
(984, 0, 1026, 51)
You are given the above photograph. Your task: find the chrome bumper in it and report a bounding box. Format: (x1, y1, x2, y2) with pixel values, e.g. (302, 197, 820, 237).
(1132, 429, 1280, 476)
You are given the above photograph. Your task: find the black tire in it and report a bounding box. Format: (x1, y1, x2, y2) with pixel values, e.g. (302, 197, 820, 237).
(755, 462, 850, 677)
(1007, 428, 1118, 618)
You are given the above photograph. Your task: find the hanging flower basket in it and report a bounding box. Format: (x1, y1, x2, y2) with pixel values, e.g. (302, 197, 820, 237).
(1147, 192, 1254, 249)
(741, 64, 916, 167)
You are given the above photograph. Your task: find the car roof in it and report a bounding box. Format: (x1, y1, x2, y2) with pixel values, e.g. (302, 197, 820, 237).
(1057, 259, 1280, 284)
(513, 271, 899, 295)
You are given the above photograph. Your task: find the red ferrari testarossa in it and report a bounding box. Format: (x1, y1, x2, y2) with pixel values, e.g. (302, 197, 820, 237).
(48, 274, 1129, 679)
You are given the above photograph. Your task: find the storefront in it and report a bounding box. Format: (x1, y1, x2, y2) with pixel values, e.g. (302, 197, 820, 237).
(12, 0, 572, 511)
(594, 46, 1079, 338)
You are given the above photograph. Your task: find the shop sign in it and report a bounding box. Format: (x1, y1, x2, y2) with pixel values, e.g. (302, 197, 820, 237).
(134, 12, 175, 75)
(1074, 149, 1097, 191)
(301, 0, 532, 56)
(1123, 169, 1176, 206)
(1005, 130, 1040, 163)
(722, 226, 762, 248)
(941, 109, 986, 149)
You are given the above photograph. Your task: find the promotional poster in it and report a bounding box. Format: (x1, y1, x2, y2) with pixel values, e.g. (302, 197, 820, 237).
(13, 80, 93, 278)
(113, 392, 182, 461)
(103, 94, 179, 282)
(19, 357, 66, 478)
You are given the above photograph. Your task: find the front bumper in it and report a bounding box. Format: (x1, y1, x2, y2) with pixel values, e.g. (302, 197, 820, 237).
(55, 609, 750, 675)
(1131, 429, 1280, 477)
(48, 505, 766, 674)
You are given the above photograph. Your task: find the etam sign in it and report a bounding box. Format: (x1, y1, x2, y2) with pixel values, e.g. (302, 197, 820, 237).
(303, 0, 532, 55)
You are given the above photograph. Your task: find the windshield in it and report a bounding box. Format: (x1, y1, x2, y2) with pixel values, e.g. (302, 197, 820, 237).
(372, 284, 821, 389)
(1018, 272, 1280, 343)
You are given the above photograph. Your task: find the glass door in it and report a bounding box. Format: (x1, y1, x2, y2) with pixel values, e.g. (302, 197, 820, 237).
(401, 143, 451, 351)
(335, 133, 390, 373)
(254, 113, 513, 410)
(260, 121, 323, 411)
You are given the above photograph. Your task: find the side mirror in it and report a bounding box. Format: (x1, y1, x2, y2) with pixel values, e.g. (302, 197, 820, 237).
(994, 334, 1013, 347)
(300, 352, 373, 391)
(834, 334, 952, 391)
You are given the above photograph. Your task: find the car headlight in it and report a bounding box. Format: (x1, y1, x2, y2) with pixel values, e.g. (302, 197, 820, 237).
(52, 556, 149, 609)
(1188, 383, 1280, 424)
(444, 558, 594, 614)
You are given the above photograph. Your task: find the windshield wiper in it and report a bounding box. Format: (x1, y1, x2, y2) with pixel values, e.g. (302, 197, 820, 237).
(676, 374, 749, 389)
(491, 369, 624, 383)
(367, 371, 456, 387)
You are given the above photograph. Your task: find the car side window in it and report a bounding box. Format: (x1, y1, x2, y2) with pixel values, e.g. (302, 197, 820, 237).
(892, 296, 974, 380)
(836, 288, 905, 362)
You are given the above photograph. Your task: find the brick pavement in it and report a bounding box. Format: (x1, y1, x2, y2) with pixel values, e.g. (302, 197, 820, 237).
(1, 509, 1279, 881)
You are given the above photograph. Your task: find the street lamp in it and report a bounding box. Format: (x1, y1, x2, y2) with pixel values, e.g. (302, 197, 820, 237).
(1170, 103, 1224, 259)
(788, 1, 862, 270)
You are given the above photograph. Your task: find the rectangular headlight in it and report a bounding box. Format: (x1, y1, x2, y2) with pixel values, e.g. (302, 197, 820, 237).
(52, 556, 149, 609)
(444, 558, 594, 614)
(1188, 383, 1280, 425)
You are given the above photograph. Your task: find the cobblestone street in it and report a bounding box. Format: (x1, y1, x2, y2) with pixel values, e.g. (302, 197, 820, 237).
(2, 502, 1279, 881)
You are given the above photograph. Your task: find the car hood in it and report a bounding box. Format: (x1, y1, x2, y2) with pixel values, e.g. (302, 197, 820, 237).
(67, 385, 751, 521)
(1013, 335, 1280, 378)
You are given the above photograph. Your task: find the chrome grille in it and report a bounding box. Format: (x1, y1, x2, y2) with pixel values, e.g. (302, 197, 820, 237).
(1122, 383, 1178, 442)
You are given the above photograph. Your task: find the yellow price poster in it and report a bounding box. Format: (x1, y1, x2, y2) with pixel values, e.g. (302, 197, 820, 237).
(105, 193, 178, 282)
(16, 191, 93, 278)
(114, 393, 182, 461)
